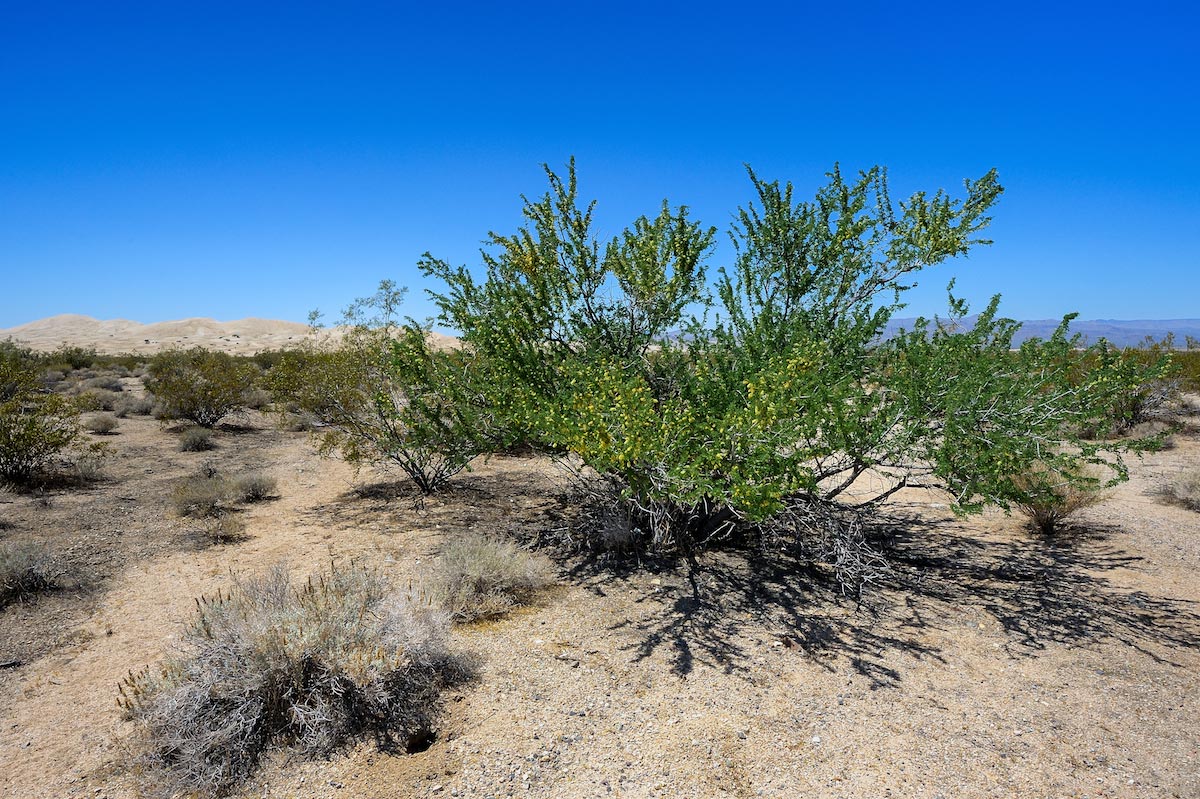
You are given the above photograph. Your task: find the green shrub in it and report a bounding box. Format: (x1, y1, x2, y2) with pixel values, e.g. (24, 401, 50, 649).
(421, 160, 1142, 578)
(43, 345, 96, 370)
(432, 531, 551, 621)
(120, 563, 460, 797)
(146, 348, 259, 428)
(178, 426, 214, 452)
(1, 541, 59, 606)
(270, 281, 494, 493)
(0, 348, 88, 483)
(84, 413, 119, 435)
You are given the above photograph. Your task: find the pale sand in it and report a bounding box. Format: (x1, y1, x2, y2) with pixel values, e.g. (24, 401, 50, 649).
(0, 314, 460, 355)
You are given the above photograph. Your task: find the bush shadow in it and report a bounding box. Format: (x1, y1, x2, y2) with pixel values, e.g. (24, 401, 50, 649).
(547, 505, 1200, 686)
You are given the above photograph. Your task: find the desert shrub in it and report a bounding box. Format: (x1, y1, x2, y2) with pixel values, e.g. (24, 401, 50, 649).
(0, 541, 59, 606)
(72, 452, 107, 483)
(271, 281, 495, 493)
(1074, 338, 1179, 436)
(120, 563, 460, 797)
(114, 394, 155, 418)
(85, 413, 119, 435)
(76, 388, 121, 411)
(0, 348, 88, 483)
(146, 348, 259, 427)
(39, 369, 66, 389)
(1159, 468, 1200, 512)
(432, 531, 551, 621)
(240, 387, 273, 411)
(233, 472, 276, 502)
(179, 426, 214, 452)
(1010, 462, 1109, 533)
(171, 472, 236, 518)
(82, 375, 124, 393)
(48, 345, 97, 370)
(421, 160, 1145, 583)
(193, 514, 249, 545)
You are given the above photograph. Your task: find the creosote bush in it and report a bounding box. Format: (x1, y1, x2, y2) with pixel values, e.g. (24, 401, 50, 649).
(146, 348, 259, 428)
(120, 562, 461, 797)
(432, 531, 552, 622)
(1, 541, 60, 606)
(1, 344, 92, 484)
(270, 281, 495, 494)
(419, 160, 1159, 588)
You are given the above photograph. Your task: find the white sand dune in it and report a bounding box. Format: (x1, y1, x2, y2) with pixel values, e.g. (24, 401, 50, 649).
(1, 314, 461, 355)
(0, 314, 319, 355)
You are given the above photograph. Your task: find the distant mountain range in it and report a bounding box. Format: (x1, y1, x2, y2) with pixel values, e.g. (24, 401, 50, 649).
(881, 317, 1200, 348)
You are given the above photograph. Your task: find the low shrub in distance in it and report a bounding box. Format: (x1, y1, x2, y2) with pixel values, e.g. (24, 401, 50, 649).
(178, 427, 214, 452)
(114, 394, 155, 418)
(0, 541, 59, 606)
(146, 348, 259, 428)
(432, 531, 551, 622)
(233, 472, 276, 502)
(171, 472, 235, 518)
(85, 413, 119, 435)
(119, 562, 461, 797)
(1159, 469, 1200, 512)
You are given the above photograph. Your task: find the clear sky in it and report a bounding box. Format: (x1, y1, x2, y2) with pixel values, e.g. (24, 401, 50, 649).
(2, 1, 1197, 330)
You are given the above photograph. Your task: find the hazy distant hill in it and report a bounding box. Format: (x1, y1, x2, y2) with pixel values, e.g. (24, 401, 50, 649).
(882, 317, 1200, 348)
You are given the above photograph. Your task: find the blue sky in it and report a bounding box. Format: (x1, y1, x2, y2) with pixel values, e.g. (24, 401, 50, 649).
(2, 1, 1197, 329)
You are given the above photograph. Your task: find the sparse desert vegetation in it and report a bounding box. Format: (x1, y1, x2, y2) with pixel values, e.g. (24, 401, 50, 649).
(433, 531, 552, 622)
(1, 167, 1199, 798)
(119, 562, 464, 797)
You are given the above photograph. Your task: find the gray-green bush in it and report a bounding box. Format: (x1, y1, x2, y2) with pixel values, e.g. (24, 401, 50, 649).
(1, 541, 60, 606)
(1159, 468, 1200, 512)
(178, 426, 214, 452)
(432, 531, 551, 621)
(119, 563, 461, 797)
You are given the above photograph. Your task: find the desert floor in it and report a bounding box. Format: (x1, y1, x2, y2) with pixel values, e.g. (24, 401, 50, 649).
(1, 378, 1198, 798)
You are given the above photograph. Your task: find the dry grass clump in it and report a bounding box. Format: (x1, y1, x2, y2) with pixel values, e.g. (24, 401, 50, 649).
(72, 452, 107, 483)
(1012, 463, 1109, 534)
(233, 473, 277, 503)
(1158, 468, 1200, 512)
(172, 471, 236, 518)
(432, 531, 552, 622)
(119, 562, 461, 797)
(84, 413, 120, 435)
(0, 541, 60, 606)
(178, 426, 214, 452)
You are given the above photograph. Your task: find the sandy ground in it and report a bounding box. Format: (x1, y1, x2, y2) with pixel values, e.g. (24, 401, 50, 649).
(1, 381, 1198, 797)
